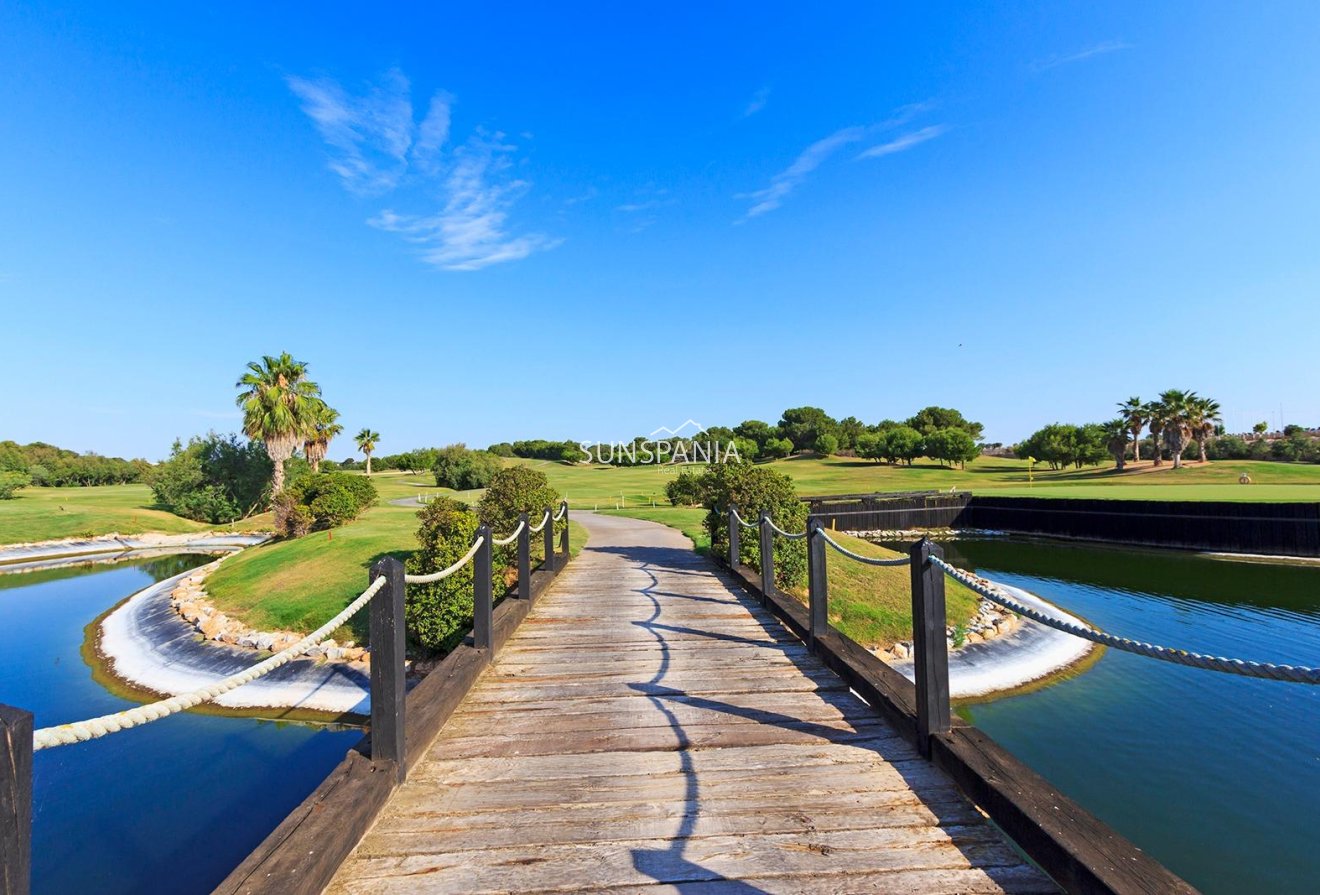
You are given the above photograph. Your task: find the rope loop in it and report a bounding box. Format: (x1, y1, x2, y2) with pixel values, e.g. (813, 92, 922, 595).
(404, 535, 485, 584)
(929, 555, 1320, 685)
(817, 529, 910, 566)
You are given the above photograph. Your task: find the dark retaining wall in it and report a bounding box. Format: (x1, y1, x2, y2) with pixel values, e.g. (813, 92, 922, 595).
(805, 492, 1320, 557)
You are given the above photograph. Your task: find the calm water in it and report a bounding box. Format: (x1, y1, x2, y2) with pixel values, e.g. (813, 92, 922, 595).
(940, 537, 1320, 894)
(0, 555, 362, 895)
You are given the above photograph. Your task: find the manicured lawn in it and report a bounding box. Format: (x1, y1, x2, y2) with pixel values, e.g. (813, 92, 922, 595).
(0, 483, 212, 545)
(515, 456, 1320, 504)
(601, 507, 977, 648)
(206, 501, 589, 637)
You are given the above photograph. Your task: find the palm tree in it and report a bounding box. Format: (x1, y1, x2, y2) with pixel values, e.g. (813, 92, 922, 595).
(235, 353, 321, 495)
(303, 401, 343, 473)
(1116, 397, 1146, 464)
(356, 428, 380, 476)
(1146, 400, 1166, 467)
(1157, 389, 1195, 469)
(1188, 395, 1222, 463)
(1102, 419, 1130, 471)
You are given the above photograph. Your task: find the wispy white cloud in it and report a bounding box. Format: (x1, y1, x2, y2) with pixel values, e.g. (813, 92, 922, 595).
(737, 104, 947, 220)
(857, 124, 949, 159)
(737, 126, 868, 220)
(742, 87, 771, 118)
(1032, 40, 1132, 72)
(288, 69, 556, 270)
(369, 133, 561, 271)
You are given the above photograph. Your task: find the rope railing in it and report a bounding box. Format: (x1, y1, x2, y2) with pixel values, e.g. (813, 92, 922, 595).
(929, 555, 1320, 685)
(491, 520, 525, 547)
(33, 575, 389, 750)
(553, 500, 568, 522)
(528, 509, 552, 533)
(729, 508, 759, 530)
(403, 536, 485, 584)
(817, 528, 910, 566)
(765, 517, 807, 540)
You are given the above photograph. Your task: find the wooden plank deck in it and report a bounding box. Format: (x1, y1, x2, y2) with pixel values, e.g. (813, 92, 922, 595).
(327, 513, 1057, 894)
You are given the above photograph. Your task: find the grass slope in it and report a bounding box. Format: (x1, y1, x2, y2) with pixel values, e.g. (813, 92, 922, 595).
(0, 484, 210, 545)
(601, 506, 977, 648)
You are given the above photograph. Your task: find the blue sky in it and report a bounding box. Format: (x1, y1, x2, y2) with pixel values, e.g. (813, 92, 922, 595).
(3, 2, 1319, 460)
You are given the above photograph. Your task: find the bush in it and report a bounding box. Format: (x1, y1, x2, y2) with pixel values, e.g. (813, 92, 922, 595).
(405, 498, 482, 653)
(477, 466, 564, 567)
(666, 470, 704, 506)
(761, 437, 793, 460)
(0, 471, 30, 500)
(272, 492, 313, 538)
(285, 472, 377, 530)
(148, 433, 272, 523)
(699, 461, 807, 590)
(433, 444, 504, 490)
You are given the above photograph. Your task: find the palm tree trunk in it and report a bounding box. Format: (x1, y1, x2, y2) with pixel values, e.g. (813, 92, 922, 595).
(366, 454, 372, 476)
(272, 459, 286, 494)
(1131, 428, 1141, 463)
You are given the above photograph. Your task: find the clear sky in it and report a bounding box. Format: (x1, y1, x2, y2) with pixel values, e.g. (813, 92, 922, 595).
(3, 2, 1319, 460)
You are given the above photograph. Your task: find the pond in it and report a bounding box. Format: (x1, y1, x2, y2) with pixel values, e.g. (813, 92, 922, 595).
(934, 537, 1320, 895)
(0, 554, 362, 895)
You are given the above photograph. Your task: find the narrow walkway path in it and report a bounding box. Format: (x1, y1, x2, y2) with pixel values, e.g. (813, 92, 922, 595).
(328, 513, 1056, 894)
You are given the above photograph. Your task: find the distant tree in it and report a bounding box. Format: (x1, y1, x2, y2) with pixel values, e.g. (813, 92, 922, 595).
(235, 353, 322, 495)
(1253, 421, 1269, 435)
(355, 428, 381, 476)
(1283, 423, 1305, 437)
(776, 407, 837, 453)
(433, 444, 502, 490)
(0, 471, 29, 500)
(1188, 396, 1222, 462)
(302, 401, 342, 473)
(854, 432, 885, 464)
(1116, 397, 1147, 464)
(1156, 389, 1196, 468)
(761, 437, 793, 460)
(836, 416, 865, 451)
(886, 426, 925, 465)
(733, 420, 775, 452)
(925, 428, 978, 469)
(905, 406, 983, 442)
(813, 433, 839, 456)
(1102, 420, 1130, 471)
(487, 442, 515, 457)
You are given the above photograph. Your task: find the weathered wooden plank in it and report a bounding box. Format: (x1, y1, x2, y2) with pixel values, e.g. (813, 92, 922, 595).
(329, 825, 1026, 894)
(0, 704, 33, 895)
(569, 864, 1061, 895)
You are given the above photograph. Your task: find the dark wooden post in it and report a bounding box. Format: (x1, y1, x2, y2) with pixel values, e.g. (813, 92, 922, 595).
(727, 504, 740, 570)
(517, 512, 532, 601)
(473, 525, 493, 651)
(558, 502, 569, 561)
(758, 510, 774, 605)
(368, 557, 406, 781)
(543, 506, 556, 571)
(0, 704, 32, 895)
(807, 518, 828, 649)
(909, 538, 951, 758)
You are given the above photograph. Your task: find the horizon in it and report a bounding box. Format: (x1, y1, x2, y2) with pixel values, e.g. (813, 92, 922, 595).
(4, 2, 1320, 460)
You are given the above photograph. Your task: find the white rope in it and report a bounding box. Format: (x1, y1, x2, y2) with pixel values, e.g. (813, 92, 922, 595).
(553, 501, 568, 521)
(817, 529, 910, 566)
(34, 575, 388, 751)
(929, 556, 1320, 685)
(528, 509, 552, 533)
(404, 535, 485, 584)
(765, 517, 807, 540)
(491, 519, 525, 546)
(729, 508, 759, 530)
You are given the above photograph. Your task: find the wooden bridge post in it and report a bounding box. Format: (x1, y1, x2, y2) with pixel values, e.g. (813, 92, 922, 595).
(909, 537, 951, 758)
(516, 512, 532, 601)
(474, 525, 493, 651)
(543, 506, 556, 571)
(558, 503, 569, 561)
(368, 557, 406, 782)
(0, 704, 32, 895)
(807, 518, 828, 649)
(758, 510, 774, 605)
(727, 504, 740, 570)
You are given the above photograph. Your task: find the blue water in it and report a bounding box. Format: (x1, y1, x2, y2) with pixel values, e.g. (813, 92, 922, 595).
(0, 555, 362, 895)
(942, 538, 1320, 895)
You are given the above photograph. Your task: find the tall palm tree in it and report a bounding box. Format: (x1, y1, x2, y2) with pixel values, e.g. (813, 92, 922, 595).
(356, 428, 380, 476)
(1102, 419, 1130, 471)
(235, 353, 321, 495)
(1116, 397, 1146, 464)
(1188, 395, 1222, 463)
(303, 401, 343, 473)
(1157, 389, 1196, 469)
(1145, 400, 1166, 467)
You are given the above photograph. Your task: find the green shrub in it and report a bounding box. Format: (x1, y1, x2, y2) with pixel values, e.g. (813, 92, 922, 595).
(814, 433, 839, 456)
(699, 461, 807, 589)
(148, 433, 272, 523)
(281, 472, 377, 532)
(0, 471, 30, 500)
(477, 466, 563, 566)
(666, 469, 704, 506)
(272, 492, 313, 538)
(308, 489, 360, 527)
(761, 437, 793, 459)
(405, 497, 484, 653)
(433, 444, 504, 490)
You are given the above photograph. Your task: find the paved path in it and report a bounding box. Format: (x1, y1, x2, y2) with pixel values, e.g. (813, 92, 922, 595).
(328, 513, 1056, 894)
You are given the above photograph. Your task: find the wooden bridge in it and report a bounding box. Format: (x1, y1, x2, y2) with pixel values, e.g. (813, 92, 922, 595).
(1, 508, 1196, 895)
